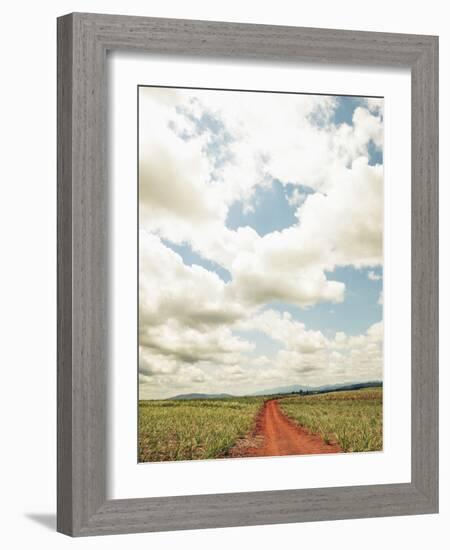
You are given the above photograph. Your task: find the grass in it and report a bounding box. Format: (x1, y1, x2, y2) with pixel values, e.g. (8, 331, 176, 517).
(279, 388, 383, 453)
(139, 397, 263, 462)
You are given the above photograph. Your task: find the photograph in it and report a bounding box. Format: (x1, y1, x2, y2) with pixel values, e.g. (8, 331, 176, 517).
(138, 85, 384, 462)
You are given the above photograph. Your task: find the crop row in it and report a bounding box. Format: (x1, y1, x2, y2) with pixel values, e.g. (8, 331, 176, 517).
(139, 397, 263, 462)
(279, 389, 383, 452)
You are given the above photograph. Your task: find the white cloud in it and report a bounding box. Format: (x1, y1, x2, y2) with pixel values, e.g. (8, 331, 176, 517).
(141, 320, 253, 365)
(139, 231, 256, 396)
(238, 309, 328, 354)
(223, 157, 382, 308)
(138, 89, 384, 397)
(368, 270, 382, 281)
(139, 89, 229, 238)
(292, 157, 383, 268)
(139, 231, 246, 330)
(140, 88, 383, 279)
(231, 249, 345, 308)
(332, 321, 383, 350)
(365, 97, 384, 116)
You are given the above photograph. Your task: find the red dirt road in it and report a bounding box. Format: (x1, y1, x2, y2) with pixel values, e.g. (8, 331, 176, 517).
(229, 400, 341, 457)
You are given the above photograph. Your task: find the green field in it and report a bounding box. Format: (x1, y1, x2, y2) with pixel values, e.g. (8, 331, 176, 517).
(139, 397, 263, 462)
(279, 388, 383, 452)
(139, 388, 383, 461)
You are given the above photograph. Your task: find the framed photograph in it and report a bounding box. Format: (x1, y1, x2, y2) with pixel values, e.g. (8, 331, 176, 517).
(57, 13, 438, 536)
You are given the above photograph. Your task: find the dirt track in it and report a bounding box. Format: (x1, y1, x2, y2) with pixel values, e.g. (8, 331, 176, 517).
(229, 399, 341, 457)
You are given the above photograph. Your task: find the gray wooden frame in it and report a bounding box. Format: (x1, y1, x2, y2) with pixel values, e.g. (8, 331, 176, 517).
(57, 12, 439, 537)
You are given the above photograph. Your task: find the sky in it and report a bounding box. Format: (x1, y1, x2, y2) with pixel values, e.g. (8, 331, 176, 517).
(138, 87, 384, 399)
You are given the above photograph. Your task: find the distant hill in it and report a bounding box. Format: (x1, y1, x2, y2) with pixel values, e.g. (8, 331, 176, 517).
(252, 384, 311, 396)
(166, 382, 382, 400)
(252, 380, 382, 397)
(169, 392, 235, 400)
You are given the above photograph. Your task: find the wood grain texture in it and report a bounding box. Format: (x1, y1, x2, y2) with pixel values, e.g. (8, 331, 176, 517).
(57, 13, 74, 535)
(57, 12, 439, 537)
(410, 35, 439, 506)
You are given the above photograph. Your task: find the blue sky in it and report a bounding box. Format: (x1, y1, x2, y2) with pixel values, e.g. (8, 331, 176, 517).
(334, 96, 366, 125)
(226, 180, 306, 236)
